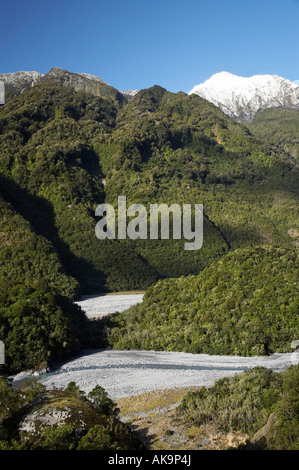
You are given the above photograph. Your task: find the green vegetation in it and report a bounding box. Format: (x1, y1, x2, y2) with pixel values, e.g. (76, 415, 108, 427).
(0, 77, 298, 373)
(177, 365, 299, 450)
(1, 81, 298, 295)
(0, 377, 142, 450)
(0, 82, 157, 293)
(0, 280, 103, 373)
(106, 245, 299, 356)
(249, 108, 299, 158)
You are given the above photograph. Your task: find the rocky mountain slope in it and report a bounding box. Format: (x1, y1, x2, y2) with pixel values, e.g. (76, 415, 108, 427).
(0, 67, 130, 105)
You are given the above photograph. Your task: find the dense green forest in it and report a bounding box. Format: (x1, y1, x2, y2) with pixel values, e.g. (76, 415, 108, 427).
(0, 73, 298, 373)
(106, 245, 299, 355)
(1, 79, 298, 293)
(249, 108, 299, 158)
(0, 378, 142, 450)
(0, 69, 298, 452)
(178, 364, 299, 450)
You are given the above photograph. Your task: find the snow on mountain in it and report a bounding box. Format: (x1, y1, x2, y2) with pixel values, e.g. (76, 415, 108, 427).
(0, 67, 130, 104)
(76, 72, 109, 85)
(121, 89, 139, 98)
(0, 71, 44, 86)
(44, 67, 110, 86)
(2, 68, 299, 116)
(0, 71, 44, 101)
(189, 71, 299, 122)
(0, 82, 4, 104)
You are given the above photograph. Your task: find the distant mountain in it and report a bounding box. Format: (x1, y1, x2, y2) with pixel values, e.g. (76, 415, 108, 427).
(189, 72, 299, 122)
(0, 71, 43, 101)
(42, 67, 128, 106)
(121, 89, 139, 99)
(0, 67, 130, 105)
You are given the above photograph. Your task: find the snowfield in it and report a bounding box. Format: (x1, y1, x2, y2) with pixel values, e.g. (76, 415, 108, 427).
(12, 349, 299, 400)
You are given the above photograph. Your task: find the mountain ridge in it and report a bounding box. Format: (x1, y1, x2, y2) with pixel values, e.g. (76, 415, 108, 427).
(2, 67, 299, 121)
(188, 71, 299, 122)
(0, 67, 132, 104)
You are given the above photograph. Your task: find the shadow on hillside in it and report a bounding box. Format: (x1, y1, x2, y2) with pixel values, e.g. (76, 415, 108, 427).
(0, 174, 107, 294)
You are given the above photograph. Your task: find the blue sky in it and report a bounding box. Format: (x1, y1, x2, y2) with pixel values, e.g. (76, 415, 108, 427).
(1, 0, 299, 92)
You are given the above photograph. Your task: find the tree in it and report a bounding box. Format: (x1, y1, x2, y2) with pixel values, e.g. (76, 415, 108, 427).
(77, 425, 120, 450)
(87, 385, 119, 416)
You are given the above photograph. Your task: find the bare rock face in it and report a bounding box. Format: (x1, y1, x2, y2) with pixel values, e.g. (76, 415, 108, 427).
(42, 67, 127, 106)
(18, 390, 102, 440)
(16, 389, 143, 450)
(246, 413, 278, 449)
(189, 72, 299, 122)
(0, 67, 128, 106)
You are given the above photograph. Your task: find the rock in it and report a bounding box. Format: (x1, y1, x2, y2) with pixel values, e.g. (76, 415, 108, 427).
(246, 413, 277, 449)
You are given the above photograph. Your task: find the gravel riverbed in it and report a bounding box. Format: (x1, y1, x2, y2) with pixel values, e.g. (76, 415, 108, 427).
(75, 293, 144, 319)
(11, 294, 299, 399)
(12, 349, 299, 399)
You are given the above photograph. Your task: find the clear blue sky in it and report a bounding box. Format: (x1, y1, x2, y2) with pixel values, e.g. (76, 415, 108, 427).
(1, 0, 299, 92)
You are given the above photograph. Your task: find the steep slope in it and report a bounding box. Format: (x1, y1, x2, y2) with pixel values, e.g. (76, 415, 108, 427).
(0, 183, 78, 298)
(42, 67, 127, 107)
(0, 67, 129, 106)
(1, 75, 298, 373)
(0, 182, 101, 372)
(1, 80, 298, 290)
(107, 245, 299, 356)
(0, 80, 158, 293)
(98, 86, 299, 261)
(249, 108, 299, 158)
(189, 72, 299, 122)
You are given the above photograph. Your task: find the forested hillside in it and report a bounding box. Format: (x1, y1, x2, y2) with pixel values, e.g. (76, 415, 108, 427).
(106, 245, 299, 356)
(178, 365, 299, 450)
(0, 72, 298, 372)
(1, 79, 298, 290)
(249, 108, 299, 158)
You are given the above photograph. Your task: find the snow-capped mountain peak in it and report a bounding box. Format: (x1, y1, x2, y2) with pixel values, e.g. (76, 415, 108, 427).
(121, 89, 139, 98)
(189, 72, 299, 121)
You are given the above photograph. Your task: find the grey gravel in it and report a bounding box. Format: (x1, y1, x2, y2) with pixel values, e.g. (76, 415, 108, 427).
(12, 349, 299, 400)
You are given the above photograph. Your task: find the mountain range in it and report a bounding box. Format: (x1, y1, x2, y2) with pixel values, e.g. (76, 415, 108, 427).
(2, 67, 299, 121)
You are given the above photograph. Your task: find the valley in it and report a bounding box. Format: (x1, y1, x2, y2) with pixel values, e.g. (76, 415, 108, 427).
(0, 66, 298, 451)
